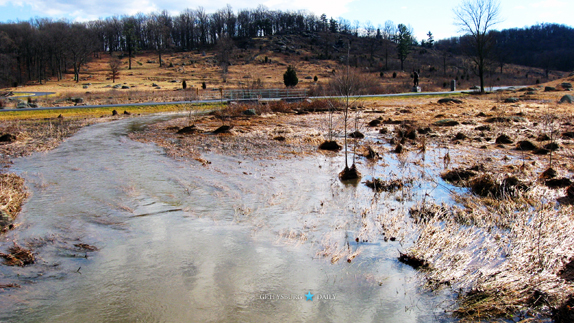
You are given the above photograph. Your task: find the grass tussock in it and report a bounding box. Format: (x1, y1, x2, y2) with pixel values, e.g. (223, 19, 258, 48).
(0, 283, 20, 289)
(0, 242, 35, 266)
(365, 177, 411, 193)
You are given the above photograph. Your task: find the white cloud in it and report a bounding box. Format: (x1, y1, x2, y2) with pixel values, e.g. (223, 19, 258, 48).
(5, 0, 159, 20)
(530, 0, 566, 8)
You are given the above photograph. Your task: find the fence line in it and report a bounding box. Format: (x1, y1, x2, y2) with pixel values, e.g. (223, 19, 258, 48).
(195, 88, 307, 101)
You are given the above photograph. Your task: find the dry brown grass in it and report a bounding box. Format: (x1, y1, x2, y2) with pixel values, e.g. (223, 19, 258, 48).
(0, 118, 93, 164)
(379, 86, 574, 320)
(0, 173, 28, 219)
(2, 50, 340, 108)
(0, 242, 35, 266)
(403, 187, 574, 321)
(128, 107, 329, 162)
(2, 46, 565, 109)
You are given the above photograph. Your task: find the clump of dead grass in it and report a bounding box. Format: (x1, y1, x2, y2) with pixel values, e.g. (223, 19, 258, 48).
(365, 177, 412, 193)
(470, 174, 529, 198)
(0, 242, 35, 266)
(0, 173, 28, 222)
(0, 283, 20, 289)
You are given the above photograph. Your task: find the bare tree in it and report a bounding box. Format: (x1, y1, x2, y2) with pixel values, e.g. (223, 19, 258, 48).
(217, 36, 234, 82)
(0, 31, 15, 87)
(453, 0, 501, 93)
(328, 44, 364, 181)
(149, 11, 172, 67)
(381, 20, 396, 70)
(67, 23, 97, 82)
(364, 21, 377, 65)
(122, 16, 137, 70)
(109, 57, 121, 83)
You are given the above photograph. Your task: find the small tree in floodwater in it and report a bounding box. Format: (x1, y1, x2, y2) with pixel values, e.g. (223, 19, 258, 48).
(328, 49, 363, 181)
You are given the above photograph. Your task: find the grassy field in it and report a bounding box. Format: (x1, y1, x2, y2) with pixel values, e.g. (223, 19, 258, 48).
(1, 38, 566, 110)
(0, 102, 223, 120)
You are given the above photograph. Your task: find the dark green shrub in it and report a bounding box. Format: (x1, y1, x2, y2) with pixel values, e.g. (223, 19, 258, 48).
(283, 65, 298, 87)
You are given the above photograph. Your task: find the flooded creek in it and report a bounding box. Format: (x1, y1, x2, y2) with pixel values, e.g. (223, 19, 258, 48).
(1, 114, 458, 322)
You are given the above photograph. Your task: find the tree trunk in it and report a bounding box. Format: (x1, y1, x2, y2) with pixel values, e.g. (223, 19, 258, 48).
(128, 45, 132, 70)
(479, 60, 485, 93)
(344, 96, 348, 169)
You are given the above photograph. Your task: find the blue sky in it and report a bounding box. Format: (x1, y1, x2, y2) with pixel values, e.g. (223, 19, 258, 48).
(0, 0, 572, 40)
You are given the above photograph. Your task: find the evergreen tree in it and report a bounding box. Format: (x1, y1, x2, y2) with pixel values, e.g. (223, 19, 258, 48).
(426, 31, 434, 48)
(394, 24, 413, 70)
(283, 65, 298, 87)
(329, 18, 338, 33)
